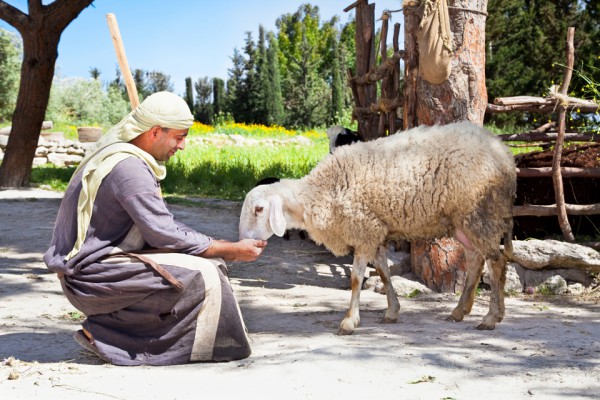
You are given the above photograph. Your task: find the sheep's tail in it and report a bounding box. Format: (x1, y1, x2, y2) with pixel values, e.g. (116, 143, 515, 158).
(502, 228, 513, 261)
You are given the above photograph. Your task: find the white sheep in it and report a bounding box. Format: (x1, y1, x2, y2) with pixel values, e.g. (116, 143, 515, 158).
(239, 121, 516, 335)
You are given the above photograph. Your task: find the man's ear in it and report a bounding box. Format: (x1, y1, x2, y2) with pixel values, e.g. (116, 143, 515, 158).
(149, 125, 162, 139)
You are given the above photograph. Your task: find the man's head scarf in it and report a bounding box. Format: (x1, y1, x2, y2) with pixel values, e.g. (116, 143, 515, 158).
(66, 91, 194, 260)
(76, 91, 194, 174)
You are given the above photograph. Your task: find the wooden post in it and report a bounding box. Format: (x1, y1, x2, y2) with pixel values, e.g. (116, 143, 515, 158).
(106, 13, 140, 109)
(402, 6, 419, 130)
(345, 1, 403, 140)
(404, 0, 489, 293)
(553, 27, 576, 242)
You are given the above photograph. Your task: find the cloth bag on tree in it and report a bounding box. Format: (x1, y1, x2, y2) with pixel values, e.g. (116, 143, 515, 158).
(413, 0, 454, 84)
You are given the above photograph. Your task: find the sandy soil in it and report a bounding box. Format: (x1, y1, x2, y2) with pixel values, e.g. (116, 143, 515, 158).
(0, 188, 599, 400)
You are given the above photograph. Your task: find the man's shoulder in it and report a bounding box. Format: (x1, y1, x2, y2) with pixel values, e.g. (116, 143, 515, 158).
(110, 156, 155, 181)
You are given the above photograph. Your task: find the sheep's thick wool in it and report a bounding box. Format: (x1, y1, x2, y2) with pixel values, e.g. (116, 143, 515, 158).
(299, 121, 516, 261)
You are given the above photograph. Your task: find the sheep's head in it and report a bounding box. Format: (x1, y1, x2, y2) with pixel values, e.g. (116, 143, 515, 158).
(239, 185, 287, 241)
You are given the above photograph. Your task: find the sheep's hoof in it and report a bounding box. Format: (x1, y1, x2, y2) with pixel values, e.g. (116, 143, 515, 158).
(446, 310, 464, 323)
(476, 314, 501, 330)
(476, 322, 496, 331)
(337, 319, 357, 335)
(337, 327, 354, 335)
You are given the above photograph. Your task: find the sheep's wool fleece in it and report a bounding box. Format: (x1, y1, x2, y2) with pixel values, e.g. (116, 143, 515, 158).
(297, 122, 516, 259)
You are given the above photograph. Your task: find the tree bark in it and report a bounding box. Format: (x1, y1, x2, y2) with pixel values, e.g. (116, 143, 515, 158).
(404, 0, 488, 293)
(0, 0, 94, 187)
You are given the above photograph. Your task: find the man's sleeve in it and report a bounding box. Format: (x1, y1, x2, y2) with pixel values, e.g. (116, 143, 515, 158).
(110, 158, 212, 254)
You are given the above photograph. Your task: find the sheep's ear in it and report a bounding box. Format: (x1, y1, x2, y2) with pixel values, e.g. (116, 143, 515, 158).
(268, 195, 286, 237)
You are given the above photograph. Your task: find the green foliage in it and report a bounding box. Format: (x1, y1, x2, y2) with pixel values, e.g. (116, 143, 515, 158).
(405, 289, 421, 299)
(219, 4, 358, 129)
(29, 165, 76, 192)
(130, 69, 174, 101)
(212, 77, 226, 118)
(184, 77, 194, 111)
(276, 4, 332, 128)
(0, 28, 21, 122)
(266, 32, 285, 126)
(46, 77, 129, 127)
(486, 1, 599, 128)
(330, 33, 345, 124)
(194, 76, 213, 124)
(569, 62, 600, 132)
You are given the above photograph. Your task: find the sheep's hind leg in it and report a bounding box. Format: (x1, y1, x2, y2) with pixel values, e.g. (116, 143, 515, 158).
(338, 255, 369, 335)
(477, 253, 507, 330)
(447, 249, 484, 323)
(374, 245, 400, 323)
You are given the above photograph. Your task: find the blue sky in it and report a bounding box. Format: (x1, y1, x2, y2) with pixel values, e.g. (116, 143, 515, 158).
(0, 0, 404, 95)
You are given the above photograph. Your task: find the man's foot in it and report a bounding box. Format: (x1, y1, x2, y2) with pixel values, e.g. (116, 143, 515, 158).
(73, 329, 108, 362)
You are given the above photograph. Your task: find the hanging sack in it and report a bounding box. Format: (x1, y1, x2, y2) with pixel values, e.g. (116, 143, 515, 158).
(415, 0, 454, 84)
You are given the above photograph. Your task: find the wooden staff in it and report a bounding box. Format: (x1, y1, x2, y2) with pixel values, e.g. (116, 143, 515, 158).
(106, 13, 140, 109)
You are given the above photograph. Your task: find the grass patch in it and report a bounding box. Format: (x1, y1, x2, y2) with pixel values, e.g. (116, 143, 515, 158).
(30, 165, 76, 192)
(162, 139, 329, 201)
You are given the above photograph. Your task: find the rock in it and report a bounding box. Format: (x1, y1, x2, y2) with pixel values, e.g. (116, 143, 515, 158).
(512, 239, 600, 272)
(40, 131, 65, 142)
(513, 263, 593, 288)
(67, 146, 86, 156)
(364, 274, 432, 297)
(482, 262, 523, 292)
(483, 260, 593, 293)
(47, 153, 83, 167)
(567, 283, 585, 295)
(537, 275, 568, 295)
(35, 146, 49, 157)
(32, 157, 48, 166)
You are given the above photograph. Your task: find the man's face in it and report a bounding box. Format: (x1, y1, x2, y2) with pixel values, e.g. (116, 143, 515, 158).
(151, 127, 189, 161)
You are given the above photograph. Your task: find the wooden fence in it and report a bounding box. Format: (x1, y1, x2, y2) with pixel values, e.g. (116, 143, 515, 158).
(486, 27, 600, 241)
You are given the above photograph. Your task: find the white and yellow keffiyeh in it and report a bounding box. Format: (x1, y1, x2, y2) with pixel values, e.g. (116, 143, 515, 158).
(66, 91, 194, 260)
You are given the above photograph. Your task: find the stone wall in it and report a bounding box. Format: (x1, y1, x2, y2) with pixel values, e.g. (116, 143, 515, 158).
(0, 133, 96, 167)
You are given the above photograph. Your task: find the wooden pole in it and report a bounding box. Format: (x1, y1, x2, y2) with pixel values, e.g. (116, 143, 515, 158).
(552, 27, 576, 242)
(106, 13, 140, 109)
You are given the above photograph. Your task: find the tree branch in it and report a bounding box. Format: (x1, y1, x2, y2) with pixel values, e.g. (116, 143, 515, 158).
(0, 1, 28, 32)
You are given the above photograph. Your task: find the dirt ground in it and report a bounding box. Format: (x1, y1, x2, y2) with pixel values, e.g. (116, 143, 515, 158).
(1, 188, 599, 400)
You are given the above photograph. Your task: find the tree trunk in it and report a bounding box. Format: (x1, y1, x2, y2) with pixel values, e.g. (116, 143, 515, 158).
(0, 31, 59, 187)
(0, 0, 94, 187)
(404, 0, 489, 292)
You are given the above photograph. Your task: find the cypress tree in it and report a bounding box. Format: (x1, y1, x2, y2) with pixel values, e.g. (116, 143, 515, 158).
(225, 48, 245, 122)
(241, 32, 259, 123)
(255, 25, 269, 125)
(212, 77, 225, 121)
(194, 77, 213, 124)
(184, 77, 194, 112)
(266, 31, 285, 126)
(331, 34, 344, 124)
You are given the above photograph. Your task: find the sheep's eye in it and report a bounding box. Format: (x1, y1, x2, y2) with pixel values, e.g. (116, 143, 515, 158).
(254, 206, 264, 215)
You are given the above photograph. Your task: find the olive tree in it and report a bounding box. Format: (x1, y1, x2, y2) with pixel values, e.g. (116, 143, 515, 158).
(0, 0, 94, 187)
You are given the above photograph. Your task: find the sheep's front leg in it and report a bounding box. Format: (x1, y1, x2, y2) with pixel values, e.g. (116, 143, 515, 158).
(448, 249, 484, 323)
(374, 245, 400, 323)
(338, 254, 369, 335)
